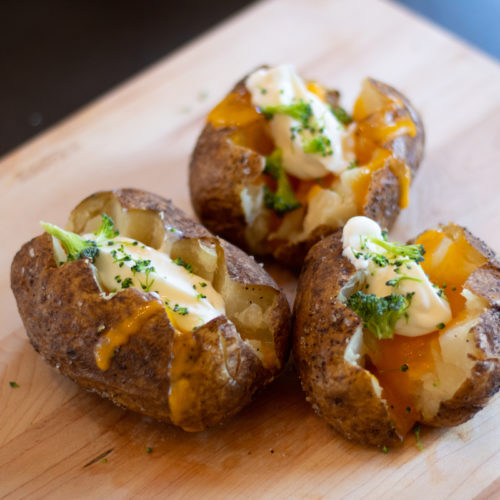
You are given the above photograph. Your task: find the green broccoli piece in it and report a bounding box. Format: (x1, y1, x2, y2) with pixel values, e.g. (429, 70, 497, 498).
(302, 135, 333, 156)
(368, 237, 425, 263)
(41, 213, 119, 263)
(41, 222, 98, 262)
(95, 213, 119, 239)
(331, 106, 353, 125)
(346, 291, 414, 339)
(261, 100, 312, 127)
(263, 149, 301, 216)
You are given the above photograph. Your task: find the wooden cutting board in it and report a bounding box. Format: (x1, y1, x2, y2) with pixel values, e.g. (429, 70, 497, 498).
(1, 0, 499, 497)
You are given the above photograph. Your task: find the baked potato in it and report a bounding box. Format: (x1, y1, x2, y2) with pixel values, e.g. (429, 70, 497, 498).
(293, 216, 500, 448)
(190, 64, 424, 267)
(11, 189, 291, 431)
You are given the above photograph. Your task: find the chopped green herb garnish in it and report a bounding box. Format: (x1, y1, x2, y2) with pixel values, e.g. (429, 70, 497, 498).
(436, 322, 445, 330)
(414, 425, 424, 451)
(346, 291, 414, 339)
(173, 257, 193, 273)
(302, 135, 333, 157)
(347, 160, 358, 170)
(199, 282, 207, 288)
(196, 293, 207, 300)
(451, 286, 457, 291)
(173, 304, 189, 315)
(382, 445, 388, 454)
(401, 363, 409, 372)
(146, 447, 152, 454)
(9, 381, 19, 388)
(261, 100, 312, 126)
(131, 258, 152, 274)
(385, 276, 422, 288)
(121, 277, 133, 289)
(372, 254, 389, 267)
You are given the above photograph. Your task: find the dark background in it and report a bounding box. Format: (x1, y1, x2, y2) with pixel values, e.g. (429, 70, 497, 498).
(1, 0, 499, 158)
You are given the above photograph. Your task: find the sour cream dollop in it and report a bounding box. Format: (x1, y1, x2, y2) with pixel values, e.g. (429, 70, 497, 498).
(245, 64, 349, 179)
(342, 216, 451, 337)
(84, 235, 226, 332)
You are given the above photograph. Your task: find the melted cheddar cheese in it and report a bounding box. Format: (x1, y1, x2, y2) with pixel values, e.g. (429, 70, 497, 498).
(364, 226, 487, 435)
(94, 300, 164, 371)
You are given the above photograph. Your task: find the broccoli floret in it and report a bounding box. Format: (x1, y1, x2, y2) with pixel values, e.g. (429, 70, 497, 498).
(41, 222, 98, 262)
(263, 149, 301, 216)
(95, 213, 119, 239)
(261, 100, 312, 126)
(41, 213, 119, 263)
(346, 291, 414, 339)
(302, 135, 333, 157)
(331, 106, 353, 125)
(368, 237, 425, 263)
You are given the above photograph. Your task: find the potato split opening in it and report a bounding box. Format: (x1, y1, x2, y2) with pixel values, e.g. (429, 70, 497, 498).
(342, 224, 490, 435)
(230, 78, 416, 252)
(66, 195, 280, 370)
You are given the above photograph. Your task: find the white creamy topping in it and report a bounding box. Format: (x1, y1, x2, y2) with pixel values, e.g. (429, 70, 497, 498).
(245, 64, 349, 179)
(342, 216, 452, 337)
(84, 235, 225, 332)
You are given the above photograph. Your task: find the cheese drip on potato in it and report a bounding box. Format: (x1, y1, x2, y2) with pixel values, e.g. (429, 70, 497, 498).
(342, 216, 451, 337)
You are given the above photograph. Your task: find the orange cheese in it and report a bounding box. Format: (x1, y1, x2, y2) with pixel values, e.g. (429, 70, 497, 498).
(207, 88, 274, 156)
(416, 228, 488, 316)
(94, 300, 164, 371)
(365, 226, 487, 435)
(350, 149, 411, 211)
(207, 88, 261, 128)
(306, 81, 327, 102)
(351, 93, 416, 212)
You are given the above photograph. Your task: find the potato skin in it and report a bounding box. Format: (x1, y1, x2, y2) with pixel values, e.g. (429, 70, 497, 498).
(189, 74, 425, 267)
(292, 231, 403, 447)
(293, 225, 500, 447)
(189, 84, 265, 253)
(11, 189, 291, 431)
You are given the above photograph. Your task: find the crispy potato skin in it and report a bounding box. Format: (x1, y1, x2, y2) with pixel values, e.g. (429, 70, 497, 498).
(293, 231, 402, 447)
(190, 121, 265, 252)
(11, 189, 291, 431)
(189, 74, 425, 267)
(293, 225, 500, 447)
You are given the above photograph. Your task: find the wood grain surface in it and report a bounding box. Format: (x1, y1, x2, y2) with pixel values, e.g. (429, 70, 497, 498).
(1, 0, 500, 498)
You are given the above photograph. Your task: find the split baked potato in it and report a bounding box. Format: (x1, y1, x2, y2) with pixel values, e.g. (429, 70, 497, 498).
(293, 216, 500, 448)
(11, 189, 291, 431)
(190, 64, 424, 267)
